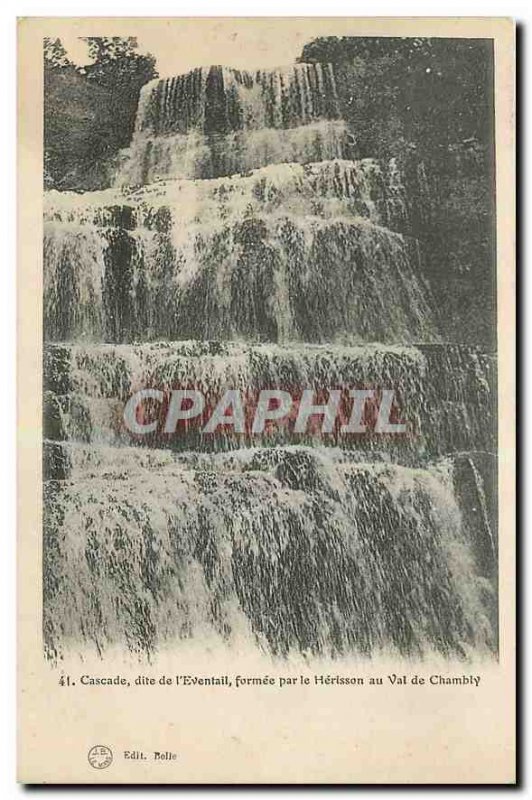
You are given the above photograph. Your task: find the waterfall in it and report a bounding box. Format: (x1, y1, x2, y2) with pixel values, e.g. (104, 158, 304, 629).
(43, 341, 494, 460)
(135, 64, 341, 135)
(43, 61, 497, 661)
(115, 64, 348, 183)
(44, 447, 496, 661)
(44, 159, 434, 343)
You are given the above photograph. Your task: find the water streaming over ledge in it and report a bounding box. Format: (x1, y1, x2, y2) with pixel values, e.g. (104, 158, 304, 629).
(43, 62, 498, 661)
(115, 65, 347, 183)
(43, 341, 494, 459)
(44, 159, 435, 344)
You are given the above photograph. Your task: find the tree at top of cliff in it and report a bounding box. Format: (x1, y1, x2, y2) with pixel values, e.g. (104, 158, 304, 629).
(44, 36, 158, 191)
(44, 37, 74, 70)
(299, 36, 436, 65)
(82, 36, 157, 88)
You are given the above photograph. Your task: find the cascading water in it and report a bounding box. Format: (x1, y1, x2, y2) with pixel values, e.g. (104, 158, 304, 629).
(136, 64, 342, 135)
(43, 341, 494, 460)
(44, 159, 435, 343)
(43, 62, 497, 661)
(115, 65, 348, 183)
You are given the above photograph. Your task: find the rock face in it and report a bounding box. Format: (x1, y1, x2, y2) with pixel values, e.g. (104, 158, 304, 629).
(43, 63, 497, 661)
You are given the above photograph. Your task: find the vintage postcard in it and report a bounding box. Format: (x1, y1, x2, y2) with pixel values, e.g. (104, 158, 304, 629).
(18, 17, 515, 783)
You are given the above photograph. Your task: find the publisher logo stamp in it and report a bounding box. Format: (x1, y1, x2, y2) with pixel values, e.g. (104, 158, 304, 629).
(88, 745, 113, 770)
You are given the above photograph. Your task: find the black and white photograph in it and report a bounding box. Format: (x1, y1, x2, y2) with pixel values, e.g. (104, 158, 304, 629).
(14, 15, 516, 785)
(43, 31, 499, 662)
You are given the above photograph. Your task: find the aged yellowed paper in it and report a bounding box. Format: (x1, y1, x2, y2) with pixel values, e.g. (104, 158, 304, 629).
(18, 17, 515, 783)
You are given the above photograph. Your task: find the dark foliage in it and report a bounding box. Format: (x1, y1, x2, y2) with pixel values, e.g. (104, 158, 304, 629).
(44, 36, 157, 190)
(299, 36, 496, 347)
(298, 36, 494, 158)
